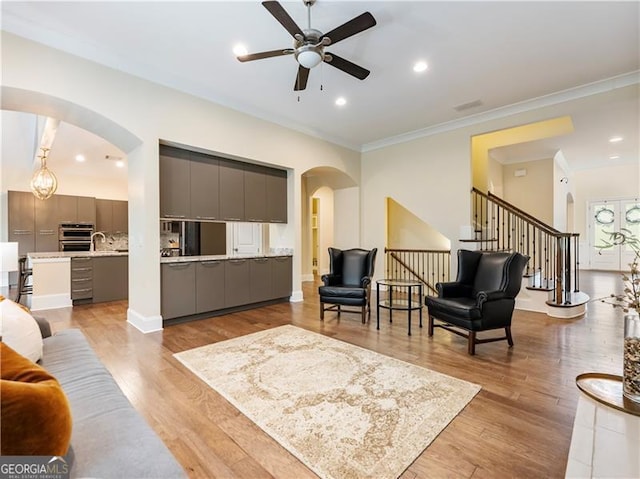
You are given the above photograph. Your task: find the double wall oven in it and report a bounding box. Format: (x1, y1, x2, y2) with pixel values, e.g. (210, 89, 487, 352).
(59, 223, 93, 252)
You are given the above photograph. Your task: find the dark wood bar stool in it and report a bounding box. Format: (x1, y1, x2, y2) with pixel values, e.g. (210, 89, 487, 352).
(16, 256, 33, 304)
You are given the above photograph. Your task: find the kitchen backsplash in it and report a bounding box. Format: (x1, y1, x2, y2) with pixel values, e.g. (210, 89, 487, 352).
(95, 233, 129, 252)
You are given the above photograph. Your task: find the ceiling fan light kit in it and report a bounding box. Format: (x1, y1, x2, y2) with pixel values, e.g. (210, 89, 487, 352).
(237, 0, 376, 91)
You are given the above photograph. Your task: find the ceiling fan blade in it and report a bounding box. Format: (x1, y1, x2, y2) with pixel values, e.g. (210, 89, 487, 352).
(321, 12, 376, 45)
(294, 66, 310, 91)
(262, 1, 304, 39)
(324, 53, 370, 80)
(237, 49, 293, 62)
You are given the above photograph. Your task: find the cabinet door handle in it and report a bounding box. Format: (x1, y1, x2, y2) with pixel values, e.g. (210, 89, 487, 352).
(73, 258, 92, 262)
(229, 260, 246, 264)
(39, 230, 55, 235)
(167, 263, 190, 268)
(253, 258, 269, 263)
(12, 231, 32, 235)
(195, 216, 218, 220)
(72, 267, 92, 272)
(73, 288, 92, 293)
(163, 214, 186, 219)
(224, 217, 242, 221)
(200, 261, 222, 265)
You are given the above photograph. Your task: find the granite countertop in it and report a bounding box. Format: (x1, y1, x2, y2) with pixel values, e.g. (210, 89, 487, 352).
(28, 251, 129, 259)
(160, 253, 292, 264)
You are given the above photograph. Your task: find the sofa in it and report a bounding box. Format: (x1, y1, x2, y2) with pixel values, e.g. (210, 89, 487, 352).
(34, 318, 186, 478)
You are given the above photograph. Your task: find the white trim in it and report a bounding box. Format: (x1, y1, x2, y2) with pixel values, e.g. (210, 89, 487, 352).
(362, 71, 640, 153)
(290, 290, 304, 302)
(28, 293, 72, 311)
(301, 273, 315, 282)
(127, 308, 163, 333)
(546, 303, 587, 319)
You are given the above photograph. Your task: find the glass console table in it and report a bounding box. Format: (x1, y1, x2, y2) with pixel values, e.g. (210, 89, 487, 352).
(376, 279, 423, 335)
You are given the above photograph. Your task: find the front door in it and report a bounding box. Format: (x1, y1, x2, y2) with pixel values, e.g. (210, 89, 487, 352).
(589, 198, 640, 270)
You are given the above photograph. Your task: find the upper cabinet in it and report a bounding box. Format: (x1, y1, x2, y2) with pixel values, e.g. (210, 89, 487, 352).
(190, 152, 220, 221)
(57, 195, 96, 224)
(159, 145, 288, 223)
(8, 190, 35, 255)
(97, 199, 128, 233)
(159, 146, 190, 219)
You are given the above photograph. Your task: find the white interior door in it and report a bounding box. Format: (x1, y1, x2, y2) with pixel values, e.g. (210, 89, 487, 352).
(589, 198, 639, 271)
(231, 222, 262, 255)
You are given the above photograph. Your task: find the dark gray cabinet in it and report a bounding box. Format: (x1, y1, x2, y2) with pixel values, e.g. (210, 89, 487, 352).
(159, 147, 190, 219)
(250, 258, 271, 303)
(195, 260, 225, 313)
(161, 262, 196, 319)
(190, 153, 220, 221)
(271, 256, 293, 299)
(266, 170, 288, 223)
(34, 196, 58, 252)
(219, 159, 245, 221)
(8, 190, 35, 256)
(57, 195, 78, 223)
(96, 199, 128, 233)
(77, 196, 96, 224)
(244, 166, 267, 222)
(112, 200, 128, 233)
(93, 256, 128, 303)
(224, 259, 250, 308)
(71, 257, 93, 300)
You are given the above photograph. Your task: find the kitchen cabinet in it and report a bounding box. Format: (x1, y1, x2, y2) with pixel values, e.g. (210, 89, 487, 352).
(92, 256, 128, 303)
(190, 153, 220, 221)
(77, 196, 96, 224)
(34, 196, 59, 252)
(8, 190, 35, 256)
(159, 146, 190, 219)
(96, 199, 128, 233)
(219, 159, 245, 221)
(266, 170, 288, 223)
(249, 257, 272, 303)
(161, 262, 196, 319)
(112, 200, 128, 233)
(195, 260, 225, 313)
(71, 257, 93, 301)
(57, 195, 78, 223)
(244, 166, 267, 222)
(271, 256, 293, 299)
(224, 258, 250, 308)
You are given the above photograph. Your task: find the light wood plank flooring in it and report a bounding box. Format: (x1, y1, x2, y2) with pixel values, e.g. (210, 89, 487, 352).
(31, 271, 626, 478)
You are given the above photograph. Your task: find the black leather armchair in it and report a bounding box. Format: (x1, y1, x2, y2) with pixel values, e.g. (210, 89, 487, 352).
(425, 249, 529, 355)
(319, 247, 377, 323)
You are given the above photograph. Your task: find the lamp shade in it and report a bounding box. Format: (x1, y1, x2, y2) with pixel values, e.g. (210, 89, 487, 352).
(0, 242, 19, 273)
(297, 50, 322, 69)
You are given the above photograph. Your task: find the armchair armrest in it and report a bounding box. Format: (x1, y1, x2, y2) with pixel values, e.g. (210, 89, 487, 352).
(361, 276, 372, 288)
(321, 274, 342, 286)
(476, 290, 508, 307)
(437, 282, 472, 298)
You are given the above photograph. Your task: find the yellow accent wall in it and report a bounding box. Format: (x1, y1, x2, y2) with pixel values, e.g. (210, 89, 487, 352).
(386, 197, 450, 250)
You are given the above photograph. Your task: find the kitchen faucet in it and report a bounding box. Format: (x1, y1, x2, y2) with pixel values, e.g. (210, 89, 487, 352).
(90, 231, 106, 252)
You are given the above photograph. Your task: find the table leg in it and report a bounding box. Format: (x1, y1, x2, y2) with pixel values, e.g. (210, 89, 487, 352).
(376, 282, 380, 330)
(419, 284, 423, 328)
(408, 285, 412, 336)
(389, 286, 393, 323)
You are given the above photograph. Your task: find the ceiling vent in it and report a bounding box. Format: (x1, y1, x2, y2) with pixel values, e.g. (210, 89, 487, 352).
(454, 99, 483, 112)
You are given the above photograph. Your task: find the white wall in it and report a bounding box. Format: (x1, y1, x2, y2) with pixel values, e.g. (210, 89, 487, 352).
(333, 187, 360, 250)
(313, 187, 334, 275)
(1, 32, 361, 330)
(552, 151, 574, 231)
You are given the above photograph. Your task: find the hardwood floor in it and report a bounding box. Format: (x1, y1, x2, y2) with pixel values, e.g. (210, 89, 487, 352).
(34, 271, 626, 478)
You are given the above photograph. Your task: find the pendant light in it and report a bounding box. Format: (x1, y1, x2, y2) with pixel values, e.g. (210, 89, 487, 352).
(30, 147, 58, 200)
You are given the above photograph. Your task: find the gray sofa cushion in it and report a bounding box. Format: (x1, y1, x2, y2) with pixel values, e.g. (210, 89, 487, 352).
(41, 329, 186, 479)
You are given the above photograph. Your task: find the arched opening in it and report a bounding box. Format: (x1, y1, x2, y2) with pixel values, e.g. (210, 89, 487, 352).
(300, 167, 358, 282)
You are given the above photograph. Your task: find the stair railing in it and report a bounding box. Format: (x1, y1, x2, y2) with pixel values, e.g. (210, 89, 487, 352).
(470, 187, 580, 305)
(385, 248, 451, 297)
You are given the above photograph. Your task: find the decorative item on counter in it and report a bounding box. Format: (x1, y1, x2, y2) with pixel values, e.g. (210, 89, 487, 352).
(598, 227, 640, 402)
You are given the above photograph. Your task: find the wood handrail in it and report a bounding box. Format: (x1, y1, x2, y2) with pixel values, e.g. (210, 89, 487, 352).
(472, 187, 562, 236)
(385, 247, 451, 254)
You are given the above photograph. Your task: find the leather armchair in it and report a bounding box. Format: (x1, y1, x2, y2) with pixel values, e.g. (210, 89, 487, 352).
(319, 247, 377, 323)
(425, 249, 529, 355)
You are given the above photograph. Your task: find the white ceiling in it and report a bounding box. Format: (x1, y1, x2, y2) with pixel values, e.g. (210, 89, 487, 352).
(2, 1, 639, 176)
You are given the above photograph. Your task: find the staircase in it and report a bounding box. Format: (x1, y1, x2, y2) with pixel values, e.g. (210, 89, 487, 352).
(384, 248, 451, 297)
(467, 188, 589, 318)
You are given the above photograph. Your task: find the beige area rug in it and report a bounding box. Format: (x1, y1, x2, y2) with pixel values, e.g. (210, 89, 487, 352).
(174, 325, 480, 479)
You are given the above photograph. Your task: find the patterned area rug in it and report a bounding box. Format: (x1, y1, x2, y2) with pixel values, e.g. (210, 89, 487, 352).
(174, 325, 480, 479)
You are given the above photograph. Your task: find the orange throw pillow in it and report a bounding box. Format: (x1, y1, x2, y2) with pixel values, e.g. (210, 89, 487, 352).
(1, 342, 72, 456)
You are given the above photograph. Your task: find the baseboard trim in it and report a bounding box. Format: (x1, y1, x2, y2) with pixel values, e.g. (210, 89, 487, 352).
(290, 290, 304, 302)
(127, 308, 163, 333)
(29, 293, 72, 311)
(301, 274, 315, 282)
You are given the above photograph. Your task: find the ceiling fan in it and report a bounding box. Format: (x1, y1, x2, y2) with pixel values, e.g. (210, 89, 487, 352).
(237, 0, 376, 91)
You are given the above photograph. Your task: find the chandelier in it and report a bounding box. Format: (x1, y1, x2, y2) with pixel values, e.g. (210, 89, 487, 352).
(30, 147, 58, 200)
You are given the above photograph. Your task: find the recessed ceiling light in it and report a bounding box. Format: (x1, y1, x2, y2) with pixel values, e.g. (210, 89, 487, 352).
(115, 160, 125, 168)
(75, 154, 85, 162)
(609, 155, 620, 160)
(413, 61, 428, 73)
(233, 44, 248, 57)
(335, 97, 347, 107)
(609, 136, 623, 143)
